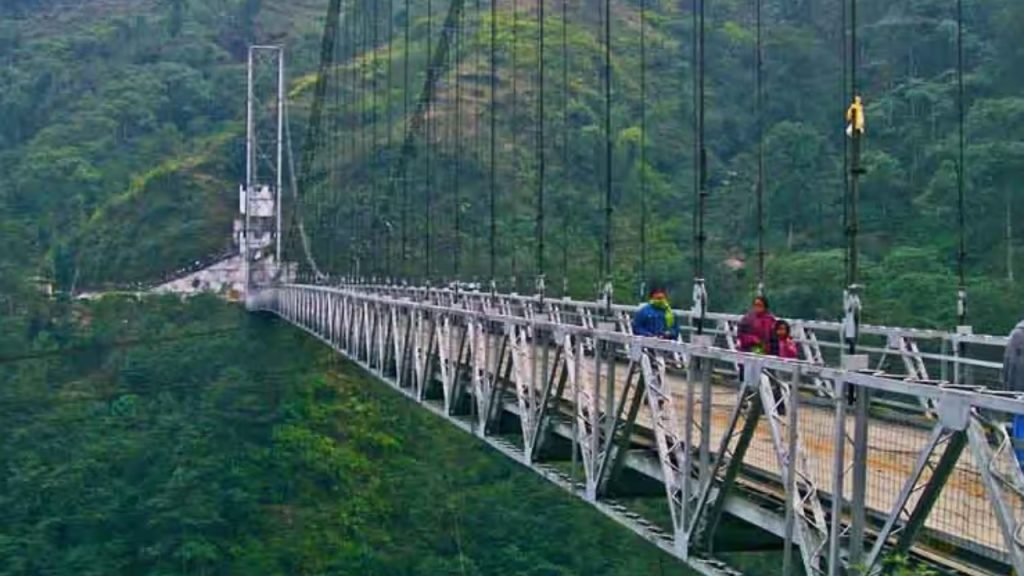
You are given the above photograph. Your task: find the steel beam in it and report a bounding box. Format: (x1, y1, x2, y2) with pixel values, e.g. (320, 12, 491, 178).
(967, 416, 1024, 574)
(248, 285, 1024, 576)
(687, 358, 763, 553)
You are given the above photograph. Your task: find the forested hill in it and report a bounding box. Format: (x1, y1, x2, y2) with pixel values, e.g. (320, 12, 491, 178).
(0, 0, 329, 297)
(2, 0, 1024, 332)
(0, 295, 710, 575)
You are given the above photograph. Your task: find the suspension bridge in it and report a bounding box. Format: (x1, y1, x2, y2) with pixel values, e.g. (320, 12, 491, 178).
(224, 0, 1024, 574)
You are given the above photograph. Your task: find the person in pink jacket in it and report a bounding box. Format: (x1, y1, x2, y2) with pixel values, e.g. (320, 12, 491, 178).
(772, 320, 799, 359)
(737, 296, 776, 354)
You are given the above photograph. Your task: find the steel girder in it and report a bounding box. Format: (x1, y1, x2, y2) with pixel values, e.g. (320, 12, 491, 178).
(757, 368, 829, 574)
(640, 351, 696, 554)
(342, 283, 1006, 383)
(968, 415, 1024, 574)
(247, 284, 1024, 575)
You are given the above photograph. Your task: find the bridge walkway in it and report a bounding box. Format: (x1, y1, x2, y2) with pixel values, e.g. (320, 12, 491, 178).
(249, 284, 1024, 576)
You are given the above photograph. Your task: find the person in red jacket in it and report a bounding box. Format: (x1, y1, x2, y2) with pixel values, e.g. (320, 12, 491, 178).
(772, 320, 799, 359)
(737, 295, 776, 354)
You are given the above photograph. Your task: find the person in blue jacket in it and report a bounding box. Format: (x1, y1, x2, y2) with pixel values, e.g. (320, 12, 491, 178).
(632, 286, 680, 340)
(1003, 319, 1024, 465)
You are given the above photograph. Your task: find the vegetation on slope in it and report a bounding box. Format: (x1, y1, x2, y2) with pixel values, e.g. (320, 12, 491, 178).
(1, 0, 1023, 332)
(0, 295, 699, 575)
(294, 0, 1024, 332)
(0, 0, 326, 290)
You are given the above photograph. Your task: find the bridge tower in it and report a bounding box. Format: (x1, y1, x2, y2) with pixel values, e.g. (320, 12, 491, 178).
(239, 45, 290, 302)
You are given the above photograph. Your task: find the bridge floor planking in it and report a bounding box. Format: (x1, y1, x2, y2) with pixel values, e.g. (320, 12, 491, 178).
(587, 352, 1005, 561)
(451, 327, 1013, 564)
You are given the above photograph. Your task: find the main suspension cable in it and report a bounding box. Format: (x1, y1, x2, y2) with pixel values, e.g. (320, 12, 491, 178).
(286, 0, 340, 282)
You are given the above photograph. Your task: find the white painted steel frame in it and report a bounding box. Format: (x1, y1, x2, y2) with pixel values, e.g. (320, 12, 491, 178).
(342, 283, 1008, 382)
(252, 284, 1024, 576)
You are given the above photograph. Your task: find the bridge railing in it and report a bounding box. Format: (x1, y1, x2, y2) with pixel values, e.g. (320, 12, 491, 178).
(249, 283, 1024, 576)
(336, 283, 1007, 389)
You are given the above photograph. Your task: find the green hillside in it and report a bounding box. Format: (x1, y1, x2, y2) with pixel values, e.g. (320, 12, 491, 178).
(291, 0, 1024, 332)
(0, 295, 707, 575)
(0, 0, 329, 291)
(2, 0, 1023, 332)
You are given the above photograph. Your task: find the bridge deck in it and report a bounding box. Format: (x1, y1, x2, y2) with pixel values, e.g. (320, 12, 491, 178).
(471, 329, 1012, 563)
(254, 285, 1024, 575)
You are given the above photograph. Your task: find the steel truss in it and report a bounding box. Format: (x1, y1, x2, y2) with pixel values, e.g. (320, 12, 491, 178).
(255, 284, 1024, 576)
(339, 283, 1007, 388)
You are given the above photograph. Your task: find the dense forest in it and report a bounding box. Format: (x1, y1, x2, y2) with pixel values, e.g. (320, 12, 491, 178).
(1, 295, 715, 574)
(2, 0, 1024, 333)
(285, 0, 1024, 333)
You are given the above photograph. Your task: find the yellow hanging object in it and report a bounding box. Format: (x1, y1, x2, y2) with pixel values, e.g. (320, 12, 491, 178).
(846, 95, 865, 137)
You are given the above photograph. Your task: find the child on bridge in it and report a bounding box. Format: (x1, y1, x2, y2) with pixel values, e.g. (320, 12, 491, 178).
(771, 320, 799, 359)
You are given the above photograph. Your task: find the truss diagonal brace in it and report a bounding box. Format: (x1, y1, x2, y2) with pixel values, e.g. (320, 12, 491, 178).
(592, 359, 640, 494)
(600, 364, 646, 496)
(968, 416, 1024, 574)
(704, 372, 765, 552)
(688, 359, 764, 552)
(759, 369, 829, 576)
(864, 423, 967, 574)
(640, 352, 691, 552)
(527, 341, 566, 463)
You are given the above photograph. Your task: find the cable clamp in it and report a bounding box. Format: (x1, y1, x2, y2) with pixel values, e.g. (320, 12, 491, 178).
(842, 285, 862, 344)
(691, 278, 708, 321)
(600, 280, 614, 312)
(957, 288, 968, 321)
